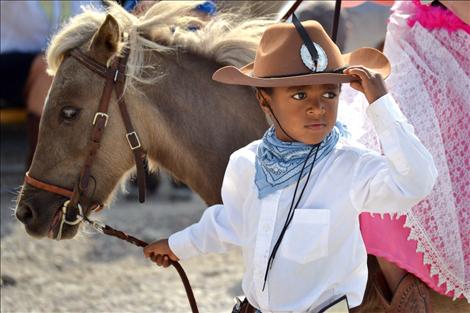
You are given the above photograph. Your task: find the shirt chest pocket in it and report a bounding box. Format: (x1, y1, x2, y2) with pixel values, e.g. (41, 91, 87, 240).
(280, 209, 330, 264)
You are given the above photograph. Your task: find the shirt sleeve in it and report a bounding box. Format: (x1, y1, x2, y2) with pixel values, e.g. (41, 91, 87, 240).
(349, 94, 438, 214)
(168, 153, 246, 260)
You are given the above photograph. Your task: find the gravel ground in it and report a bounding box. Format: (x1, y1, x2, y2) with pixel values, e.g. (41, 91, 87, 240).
(1, 181, 245, 313)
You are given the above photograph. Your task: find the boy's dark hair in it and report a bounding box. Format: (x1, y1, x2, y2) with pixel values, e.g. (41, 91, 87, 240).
(257, 87, 273, 96)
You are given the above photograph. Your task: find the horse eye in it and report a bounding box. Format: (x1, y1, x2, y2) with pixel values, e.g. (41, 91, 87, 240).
(60, 106, 81, 122)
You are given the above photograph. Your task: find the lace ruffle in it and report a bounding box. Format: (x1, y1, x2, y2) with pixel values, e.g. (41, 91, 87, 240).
(339, 3, 470, 300)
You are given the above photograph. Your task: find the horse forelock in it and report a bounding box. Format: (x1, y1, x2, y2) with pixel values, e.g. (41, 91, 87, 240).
(46, 1, 274, 92)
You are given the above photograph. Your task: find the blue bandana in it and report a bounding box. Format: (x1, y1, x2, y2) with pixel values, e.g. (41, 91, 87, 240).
(255, 123, 347, 198)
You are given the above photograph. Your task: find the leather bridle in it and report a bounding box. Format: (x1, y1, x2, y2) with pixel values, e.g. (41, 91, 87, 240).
(23, 48, 199, 312)
(25, 48, 147, 236)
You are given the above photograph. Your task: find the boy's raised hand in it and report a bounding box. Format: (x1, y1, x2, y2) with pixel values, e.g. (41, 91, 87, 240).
(143, 239, 179, 268)
(344, 66, 388, 104)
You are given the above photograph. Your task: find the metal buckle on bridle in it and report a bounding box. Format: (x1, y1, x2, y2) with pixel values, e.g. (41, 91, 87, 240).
(92, 112, 109, 127)
(56, 200, 84, 241)
(113, 69, 119, 82)
(82, 218, 106, 234)
(56, 200, 106, 239)
(126, 131, 142, 150)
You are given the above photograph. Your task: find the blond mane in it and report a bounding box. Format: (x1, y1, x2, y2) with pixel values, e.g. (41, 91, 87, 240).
(46, 1, 274, 91)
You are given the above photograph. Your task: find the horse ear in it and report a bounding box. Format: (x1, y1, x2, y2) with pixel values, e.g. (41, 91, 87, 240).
(89, 14, 121, 63)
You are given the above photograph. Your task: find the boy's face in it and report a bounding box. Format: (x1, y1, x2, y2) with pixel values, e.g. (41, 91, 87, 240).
(257, 84, 340, 145)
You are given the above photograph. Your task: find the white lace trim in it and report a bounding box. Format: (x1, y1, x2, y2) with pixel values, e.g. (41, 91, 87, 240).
(338, 12, 470, 301)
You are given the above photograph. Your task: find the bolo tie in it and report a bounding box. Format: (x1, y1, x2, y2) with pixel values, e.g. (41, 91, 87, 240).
(261, 13, 328, 291)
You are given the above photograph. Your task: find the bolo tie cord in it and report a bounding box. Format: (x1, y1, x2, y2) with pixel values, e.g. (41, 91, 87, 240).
(258, 90, 323, 291)
(261, 138, 321, 291)
(259, 91, 297, 142)
(267, 105, 298, 142)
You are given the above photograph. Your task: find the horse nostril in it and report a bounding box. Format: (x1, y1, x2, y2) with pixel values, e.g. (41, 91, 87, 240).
(16, 203, 34, 225)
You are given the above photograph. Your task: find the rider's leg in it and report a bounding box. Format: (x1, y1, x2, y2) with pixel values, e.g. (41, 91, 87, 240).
(375, 257, 433, 313)
(377, 256, 407, 293)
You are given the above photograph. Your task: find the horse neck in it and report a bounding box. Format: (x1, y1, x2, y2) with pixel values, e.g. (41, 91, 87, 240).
(127, 51, 268, 205)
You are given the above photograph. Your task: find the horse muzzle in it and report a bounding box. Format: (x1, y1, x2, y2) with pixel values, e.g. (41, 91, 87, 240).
(16, 183, 99, 240)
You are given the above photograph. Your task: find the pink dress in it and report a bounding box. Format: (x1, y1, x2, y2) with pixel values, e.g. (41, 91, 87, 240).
(354, 0, 469, 300)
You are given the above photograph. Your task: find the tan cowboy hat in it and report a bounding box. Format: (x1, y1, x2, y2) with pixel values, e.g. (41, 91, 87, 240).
(212, 19, 391, 87)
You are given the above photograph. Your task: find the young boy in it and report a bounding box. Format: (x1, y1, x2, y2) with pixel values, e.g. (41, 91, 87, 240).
(143, 18, 437, 313)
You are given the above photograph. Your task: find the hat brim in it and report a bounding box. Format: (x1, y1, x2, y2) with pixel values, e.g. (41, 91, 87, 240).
(212, 47, 391, 87)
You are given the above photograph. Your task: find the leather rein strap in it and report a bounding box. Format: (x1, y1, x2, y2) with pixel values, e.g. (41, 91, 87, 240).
(24, 48, 199, 313)
(86, 219, 199, 313)
(331, 0, 342, 43)
(279, 0, 342, 45)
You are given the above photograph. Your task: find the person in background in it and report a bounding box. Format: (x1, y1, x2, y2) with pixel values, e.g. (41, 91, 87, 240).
(0, 0, 103, 169)
(335, 0, 469, 311)
(360, 0, 470, 310)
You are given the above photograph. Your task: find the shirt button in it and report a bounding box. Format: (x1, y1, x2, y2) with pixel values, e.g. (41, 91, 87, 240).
(263, 224, 270, 232)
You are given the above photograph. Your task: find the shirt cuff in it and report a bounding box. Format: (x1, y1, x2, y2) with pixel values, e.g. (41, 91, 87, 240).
(366, 93, 407, 134)
(168, 227, 201, 261)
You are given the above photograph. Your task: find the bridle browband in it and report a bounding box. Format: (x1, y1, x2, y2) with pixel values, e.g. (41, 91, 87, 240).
(23, 48, 199, 312)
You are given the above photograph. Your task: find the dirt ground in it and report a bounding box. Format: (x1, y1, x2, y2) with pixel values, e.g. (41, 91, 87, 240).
(1, 181, 246, 313)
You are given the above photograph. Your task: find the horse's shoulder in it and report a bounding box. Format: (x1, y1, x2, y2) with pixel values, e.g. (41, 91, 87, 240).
(229, 139, 260, 168)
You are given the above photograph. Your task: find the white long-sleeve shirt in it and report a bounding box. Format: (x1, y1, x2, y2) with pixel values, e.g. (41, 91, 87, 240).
(169, 94, 437, 313)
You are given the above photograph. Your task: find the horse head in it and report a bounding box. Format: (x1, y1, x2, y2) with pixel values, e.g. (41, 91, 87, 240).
(16, 2, 271, 240)
(15, 15, 140, 239)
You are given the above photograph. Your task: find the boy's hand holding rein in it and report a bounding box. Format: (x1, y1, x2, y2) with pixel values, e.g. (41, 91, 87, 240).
(143, 239, 179, 268)
(345, 66, 388, 104)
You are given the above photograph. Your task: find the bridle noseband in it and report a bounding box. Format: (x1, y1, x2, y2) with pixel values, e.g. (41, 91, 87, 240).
(24, 48, 148, 239)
